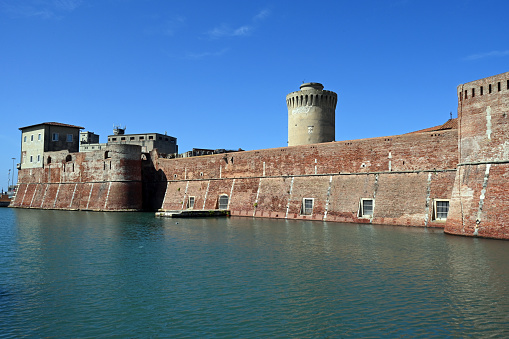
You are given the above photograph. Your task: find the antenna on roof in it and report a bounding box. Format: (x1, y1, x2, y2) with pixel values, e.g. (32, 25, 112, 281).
(450, 112, 452, 120)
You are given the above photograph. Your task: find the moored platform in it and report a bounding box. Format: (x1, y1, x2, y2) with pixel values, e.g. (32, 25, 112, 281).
(155, 210, 230, 218)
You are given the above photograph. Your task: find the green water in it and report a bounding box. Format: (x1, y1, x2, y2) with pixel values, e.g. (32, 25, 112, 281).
(1, 208, 509, 337)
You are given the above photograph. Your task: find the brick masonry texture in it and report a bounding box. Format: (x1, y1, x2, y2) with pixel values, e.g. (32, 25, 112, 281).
(10, 71, 509, 240)
(11, 144, 143, 211)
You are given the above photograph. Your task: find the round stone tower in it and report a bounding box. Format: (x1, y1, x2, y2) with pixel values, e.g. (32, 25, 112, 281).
(286, 82, 337, 146)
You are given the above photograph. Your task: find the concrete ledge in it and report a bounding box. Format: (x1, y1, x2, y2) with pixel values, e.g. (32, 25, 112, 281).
(155, 210, 231, 218)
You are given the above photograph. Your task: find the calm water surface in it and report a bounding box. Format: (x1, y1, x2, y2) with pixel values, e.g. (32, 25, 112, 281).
(1, 208, 509, 338)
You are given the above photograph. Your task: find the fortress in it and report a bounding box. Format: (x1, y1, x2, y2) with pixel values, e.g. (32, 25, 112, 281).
(10, 71, 509, 240)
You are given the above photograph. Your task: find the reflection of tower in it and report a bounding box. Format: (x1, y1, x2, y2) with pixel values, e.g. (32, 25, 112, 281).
(286, 82, 337, 146)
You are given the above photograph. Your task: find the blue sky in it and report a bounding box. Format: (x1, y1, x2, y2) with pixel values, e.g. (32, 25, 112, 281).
(1, 0, 509, 190)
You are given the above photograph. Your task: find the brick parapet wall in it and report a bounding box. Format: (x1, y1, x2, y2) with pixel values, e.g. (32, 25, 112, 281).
(151, 129, 458, 181)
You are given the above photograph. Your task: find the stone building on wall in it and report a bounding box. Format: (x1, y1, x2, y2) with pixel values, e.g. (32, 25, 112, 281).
(107, 127, 178, 154)
(19, 122, 83, 169)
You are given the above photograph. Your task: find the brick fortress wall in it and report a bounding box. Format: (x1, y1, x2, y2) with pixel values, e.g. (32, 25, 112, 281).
(10, 144, 142, 211)
(445, 72, 509, 239)
(148, 128, 458, 228)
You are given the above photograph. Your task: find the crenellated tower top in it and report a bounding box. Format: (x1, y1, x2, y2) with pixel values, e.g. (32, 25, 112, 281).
(286, 82, 337, 146)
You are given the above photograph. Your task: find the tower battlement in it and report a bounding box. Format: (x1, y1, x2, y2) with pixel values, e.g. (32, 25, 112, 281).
(286, 82, 337, 146)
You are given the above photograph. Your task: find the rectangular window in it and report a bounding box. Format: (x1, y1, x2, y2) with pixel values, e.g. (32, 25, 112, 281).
(139, 136, 144, 140)
(67, 134, 73, 142)
(149, 136, 154, 140)
(360, 199, 374, 218)
(30, 156, 33, 163)
(121, 137, 126, 141)
(188, 196, 195, 209)
(52, 133, 59, 141)
(24, 136, 27, 142)
(489, 84, 492, 93)
(464, 90, 468, 99)
(507, 79, 509, 89)
(37, 155, 40, 162)
(434, 200, 450, 220)
(130, 137, 135, 141)
(31, 134, 34, 141)
(301, 198, 314, 215)
(472, 88, 475, 97)
(38, 133, 41, 141)
(480, 86, 483, 95)
(498, 82, 501, 92)
(112, 137, 117, 141)
(218, 195, 229, 210)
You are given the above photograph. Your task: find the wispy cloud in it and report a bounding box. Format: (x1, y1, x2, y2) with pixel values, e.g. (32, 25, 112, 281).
(53, 0, 82, 12)
(206, 8, 271, 39)
(464, 50, 509, 61)
(0, 0, 82, 19)
(253, 9, 270, 21)
(184, 48, 229, 60)
(163, 16, 186, 36)
(207, 23, 253, 39)
(145, 16, 186, 37)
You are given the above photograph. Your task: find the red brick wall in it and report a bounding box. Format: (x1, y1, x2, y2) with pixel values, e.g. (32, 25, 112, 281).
(11, 145, 142, 211)
(445, 72, 509, 240)
(148, 128, 459, 228)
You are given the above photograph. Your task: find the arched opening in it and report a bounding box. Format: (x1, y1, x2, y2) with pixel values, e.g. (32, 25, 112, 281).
(47, 156, 52, 164)
(105, 151, 111, 159)
(65, 155, 72, 162)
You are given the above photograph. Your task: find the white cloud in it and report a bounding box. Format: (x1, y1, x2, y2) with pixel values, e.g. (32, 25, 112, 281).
(233, 25, 252, 36)
(163, 16, 186, 36)
(465, 50, 509, 61)
(0, 0, 81, 19)
(253, 9, 270, 21)
(53, 0, 82, 12)
(207, 24, 253, 39)
(206, 8, 270, 39)
(185, 48, 229, 60)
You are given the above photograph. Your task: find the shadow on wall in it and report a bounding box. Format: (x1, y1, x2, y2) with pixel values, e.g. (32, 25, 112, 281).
(141, 154, 167, 211)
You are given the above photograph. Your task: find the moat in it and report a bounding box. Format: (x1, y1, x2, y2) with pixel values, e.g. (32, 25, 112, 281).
(1, 208, 509, 337)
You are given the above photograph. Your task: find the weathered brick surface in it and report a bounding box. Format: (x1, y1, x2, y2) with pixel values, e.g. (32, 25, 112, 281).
(11, 71, 509, 240)
(11, 144, 142, 211)
(445, 72, 509, 240)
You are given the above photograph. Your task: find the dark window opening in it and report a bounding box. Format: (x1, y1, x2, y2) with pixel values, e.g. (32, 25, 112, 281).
(498, 82, 501, 92)
(480, 86, 483, 95)
(218, 195, 229, 210)
(149, 136, 154, 140)
(47, 156, 52, 164)
(360, 199, 374, 218)
(489, 84, 492, 93)
(105, 151, 111, 159)
(472, 88, 475, 97)
(121, 137, 126, 141)
(188, 197, 195, 209)
(464, 90, 468, 99)
(434, 200, 450, 220)
(301, 198, 313, 215)
(139, 136, 144, 140)
(65, 155, 72, 162)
